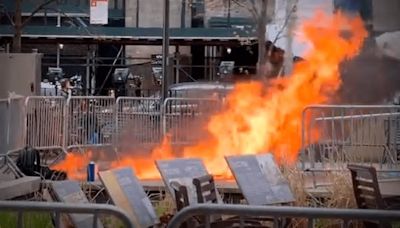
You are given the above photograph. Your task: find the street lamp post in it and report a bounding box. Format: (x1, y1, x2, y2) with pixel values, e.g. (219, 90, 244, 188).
(161, 0, 170, 101)
(56, 12, 61, 68)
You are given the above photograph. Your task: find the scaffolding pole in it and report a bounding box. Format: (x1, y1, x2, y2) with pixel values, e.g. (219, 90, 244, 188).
(161, 0, 170, 100)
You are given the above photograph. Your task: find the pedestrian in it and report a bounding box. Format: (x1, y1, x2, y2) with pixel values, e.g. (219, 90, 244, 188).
(60, 79, 72, 99)
(79, 100, 100, 144)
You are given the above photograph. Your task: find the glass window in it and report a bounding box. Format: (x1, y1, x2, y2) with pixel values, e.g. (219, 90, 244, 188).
(333, 0, 372, 21)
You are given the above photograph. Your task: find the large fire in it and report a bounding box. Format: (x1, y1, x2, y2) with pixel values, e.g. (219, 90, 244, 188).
(53, 12, 367, 180)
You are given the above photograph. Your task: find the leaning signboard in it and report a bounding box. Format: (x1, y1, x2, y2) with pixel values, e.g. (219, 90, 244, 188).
(156, 158, 222, 205)
(99, 167, 159, 227)
(225, 154, 294, 205)
(51, 181, 103, 228)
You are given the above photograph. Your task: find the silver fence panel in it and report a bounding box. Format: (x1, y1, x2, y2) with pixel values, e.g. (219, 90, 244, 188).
(168, 204, 400, 228)
(25, 96, 65, 150)
(65, 96, 115, 150)
(7, 96, 26, 154)
(0, 200, 134, 228)
(301, 105, 400, 170)
(0, 99, 9, 156)
(116, 97, 162, 150)
(163, 98, 222, 145)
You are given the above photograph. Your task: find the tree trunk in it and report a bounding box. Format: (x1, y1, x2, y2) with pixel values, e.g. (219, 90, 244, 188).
(12, 0, 22, 53)
(256, 0, 268, 79)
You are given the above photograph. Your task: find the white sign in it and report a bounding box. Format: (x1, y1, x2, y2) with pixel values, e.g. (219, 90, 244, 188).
(90, 0, 108, 25)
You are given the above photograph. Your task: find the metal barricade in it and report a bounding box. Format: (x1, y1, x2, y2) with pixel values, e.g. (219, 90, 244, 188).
(65, 96, 115, 150)
(116, 97, 162, 151)
(163, 98, 222, 145)
(25, 96, 66, 151)
(301, 105, 400, 170)
(0, 99, 9, 157)
(7, 96, 26, 154)
(0, 200, 134, 228)
(0, 97, 26, 177)
(168, 204, 400, 228)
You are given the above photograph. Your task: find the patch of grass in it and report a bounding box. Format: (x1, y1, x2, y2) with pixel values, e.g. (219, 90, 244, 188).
(153, 194, 175, 217)
(283, 166, 357, 208)
(283, 166, 363, 228)
(101, 215, 125, 228)
(0, 212, 53, 228)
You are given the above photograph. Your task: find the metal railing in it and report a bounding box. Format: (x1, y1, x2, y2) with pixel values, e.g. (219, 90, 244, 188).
(115, 97, 162, 150)
(10, 96, 400, 171)
(163, 97, 222, 145)
(65, 96, 115, 150)
(301, 105, 400, 170)
(0, 99, 9, 156)
(167, 204, 400, 228)
(7, 96, 26, 154)
(0, 200, 133, 228)
(17, 96, 226, 154)
(0, 98, 26, 178)
(25, 96, 65, 151)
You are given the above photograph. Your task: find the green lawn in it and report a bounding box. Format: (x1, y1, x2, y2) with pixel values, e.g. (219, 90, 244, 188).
(0, 212, 128, 228)
(0, 212, 53, 228)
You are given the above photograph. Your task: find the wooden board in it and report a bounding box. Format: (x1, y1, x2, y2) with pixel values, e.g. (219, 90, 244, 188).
(51, 180, 103, 228)
(98, 167, 159, 228)
(226, 154, 295, 205)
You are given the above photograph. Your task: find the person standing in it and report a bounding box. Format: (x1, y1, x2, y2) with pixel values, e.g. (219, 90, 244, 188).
(60, 79, 72, 99)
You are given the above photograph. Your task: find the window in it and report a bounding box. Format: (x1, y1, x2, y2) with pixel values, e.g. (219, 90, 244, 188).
(333, 0, 372, 21)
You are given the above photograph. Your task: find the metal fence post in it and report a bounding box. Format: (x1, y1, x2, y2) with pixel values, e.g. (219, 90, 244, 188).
(0, 201, 134, 228)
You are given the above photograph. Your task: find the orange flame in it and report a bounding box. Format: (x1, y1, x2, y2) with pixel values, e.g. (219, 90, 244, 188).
(110, 135, 174, 179)
(53, 12, 367, 180)
(53, 151, 92, 180)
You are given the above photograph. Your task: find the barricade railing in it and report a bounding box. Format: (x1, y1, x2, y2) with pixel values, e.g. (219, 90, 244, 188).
(162, 97, 222, 145)
(25, 96, 66, 151)
(301, 105, 400, 170)
(0, 97, 26, 178)
(0, 200, 134, 228)
(115, 97, 162, 151)
(168, 204, 400, 228)
(7, 96, 26, 154)
(20, 96, 225, 154)
(65, 96, 116, 150)
(0, 99, 9, 157)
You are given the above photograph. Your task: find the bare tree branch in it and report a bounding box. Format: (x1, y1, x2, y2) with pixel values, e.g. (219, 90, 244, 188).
(249, 0, 260, 19)
(0, 4, 15, 26)
(263, 0, 298, 64)
(231, 0, 259, 21)
(271, 0, 297, 45)
(243, 1, 298, 45)
(41, 7, 94, 36)
(21, 0, 58, 28)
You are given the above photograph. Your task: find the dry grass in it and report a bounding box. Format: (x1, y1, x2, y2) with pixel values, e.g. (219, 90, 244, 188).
(283, 165, 356, 208)
(324, 171, 357, 209)
(282, 166, 309, 228)
(153, 194, 176, 221)
(283, 165, 363, 228)
(283, 166, 309, 207)
(147, 166, 363, 227)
